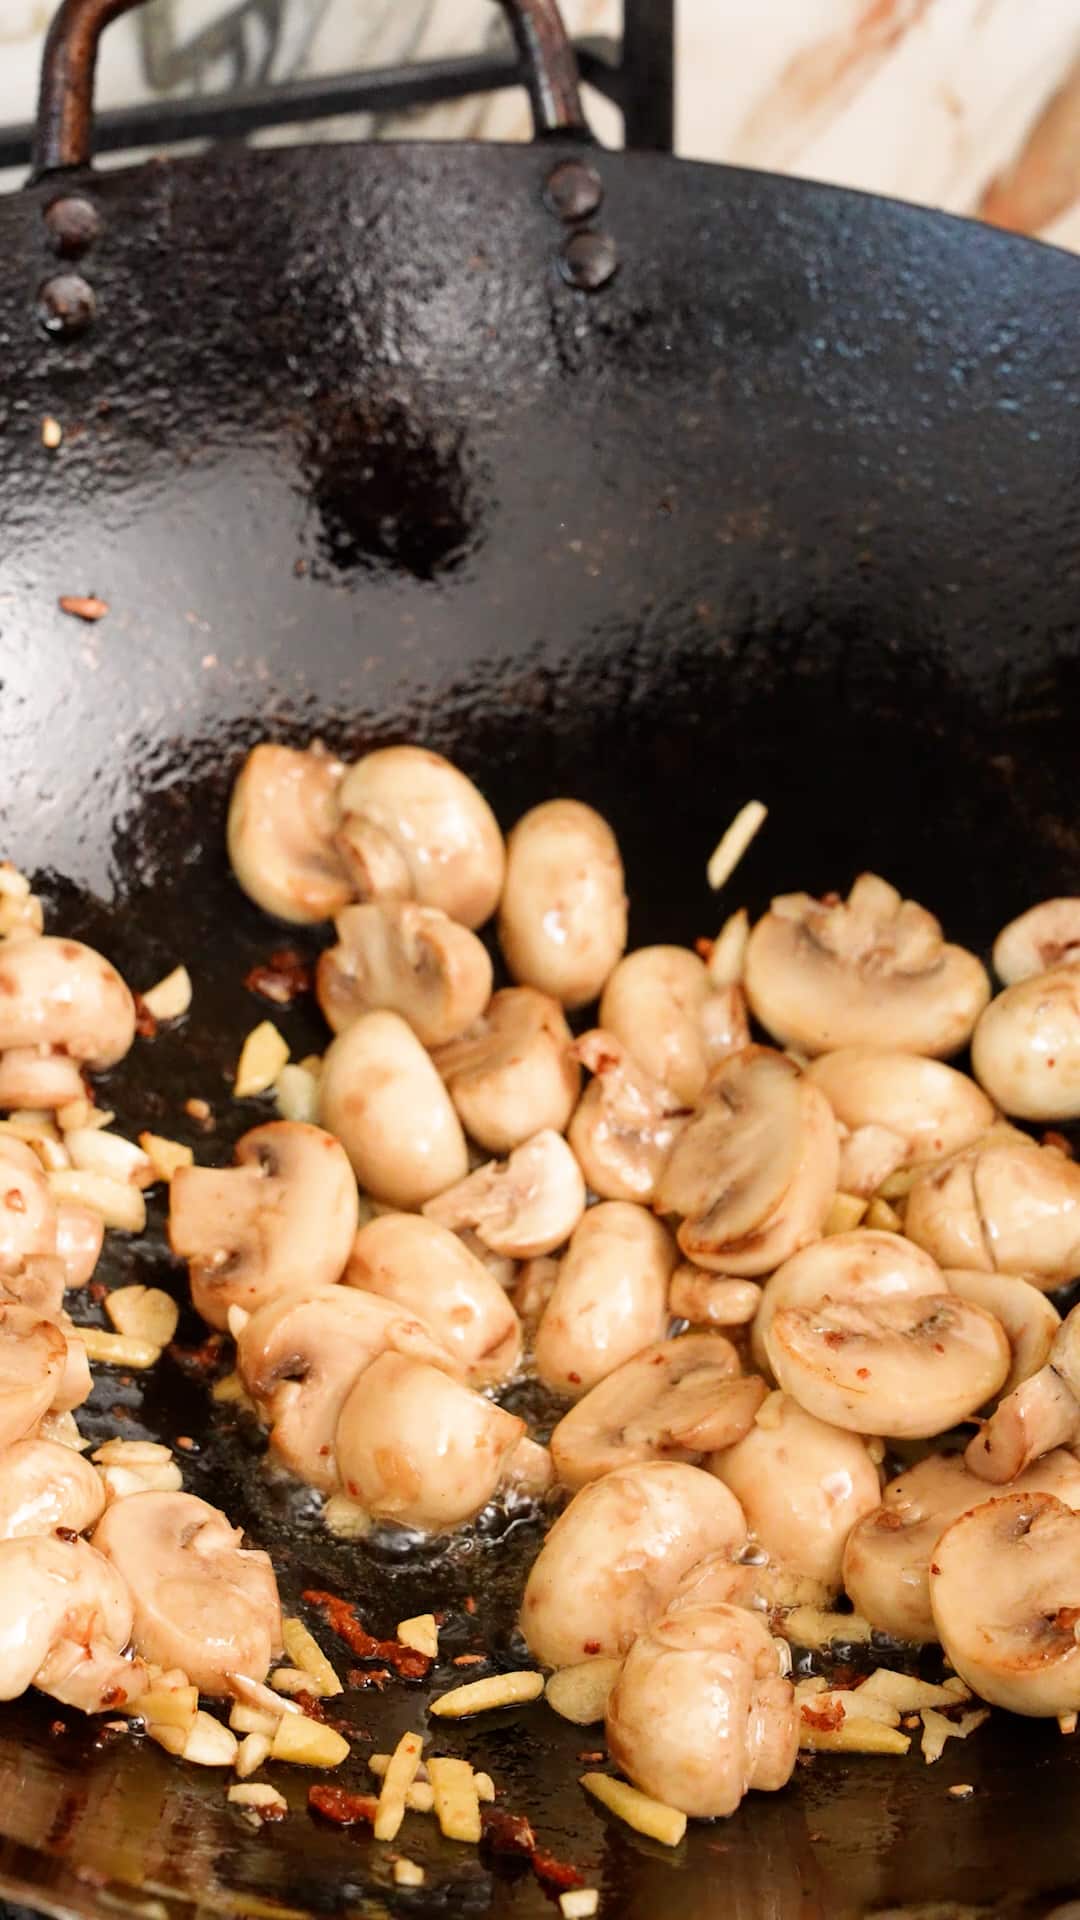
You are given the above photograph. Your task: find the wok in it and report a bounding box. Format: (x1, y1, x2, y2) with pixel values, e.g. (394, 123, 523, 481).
(0, 0, 1079, 1913)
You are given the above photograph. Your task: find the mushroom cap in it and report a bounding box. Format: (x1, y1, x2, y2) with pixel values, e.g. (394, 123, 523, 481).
(318, 1010, 468, 1209)
(497, 799, 627, 1009)
(972, 968, 1080, 1121)
(422, 1129, 585, 1261)
(567, 1029, 687, 1206)
(336, 747, 504, 930)
(805, 1047, 993, 1168)
(549, 1332, 757, 1489)
(905, 1142, 1080, 1289)
(0, 1305, 67, 1449)
(170, 1120, 359, 1329)
(92, 1490, 282, 1695)
(605, 1603, 797, 1818)
(751, 1230, 948, 1377)
(226, 742, 351, 924)
(599, 945, 740, 1106)
(334, 1349, 525, 1531)
(519, 1459, 748, 1669)
(710, 1392, 881, 1593)
(345, 1212, 521, 1385)
(993, 899, 1080, 986)
(0, 1532, 136, 1707)
(945, 1268, 1060, 1399)
(0, 937, 135, 1073)
(55, 1205, 104, 1290)
(316, 900, 492, 1048)
(432, 987, 580, 1156)
(0, 1436, 105, 1540)
(533, 1201, 676, 1399)
(930, 1491, 1080, 1715)
(744, 874, 990, 1058)
(0, 1138, 58, 1265)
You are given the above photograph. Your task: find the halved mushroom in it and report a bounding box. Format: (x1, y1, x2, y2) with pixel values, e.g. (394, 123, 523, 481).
(170, 1120, 359, 1329)
(710, 1392, 881, 1597)
(432, 987, 580, 1155)
(805, 1048, 994, 1196)
(227, 742, 351, 924)
(766, 1294, 1010, 1439)
(993, 899, 1080, 986)
(315, 901, 492, 1048)
(533, 1202, 676, 1399)
(930, 1492, 1080, 1715)
(668, 1265, 761, 1328)
(318, 1010, 467, 1209)
(55, 1205, 104, 1290)
(605, 1604, 798, 1819)
(423, 1129, 584, 1260)
(0, 1306, 67, 1447)
(0, 1436, 105, 1540)
(497, 799, 627, 1009)
(0, 1256, 65, 1320)
(599, 946, 750, 1106)
(965, 1300, 1080, 1483)
(655, 1047, 838, 1276)
(335, 747, 504, 930)
(334, 1350, 539, 1531)
(568, 1030, 687, 1205)
(550, 1333, 762, 1489)
(520, 1459, 750, 1669)
(0, 937, 136, 1108)
(946, 1269, 1059, 1398)
(751, 1229, 946, 1378)
(0, 1138, 57, 1266)
(905, 1140, 1080, 1289)
(236, 1283, 456, 1491)
(93, 1489, 282, 1695)
(744, 874, 990, 1058)
(971, 968, 1080, 1121)
(0, 1532, 143, 1712)
(51, 1314, 92, 1415)
(345, 1212, 521, 1385)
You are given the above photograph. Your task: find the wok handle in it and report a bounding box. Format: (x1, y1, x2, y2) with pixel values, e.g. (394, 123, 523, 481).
(33, 0, 589, 177)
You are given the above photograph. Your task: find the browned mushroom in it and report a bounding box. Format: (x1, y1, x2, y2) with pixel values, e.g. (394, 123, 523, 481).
(227, 742, 352, 924)
(599, 946, 750, 1105)
(432, 987, 580, 1154)
(315, 900, 492, 1047)
(568, 1030, 687, 1204)
(0, 1532, 144, 1712)
(0, 937, 136, 1108)
(318, 1011, 468, 1208)
(533, 1202, 676, 1398)
(335, 747, 505, 929)
(549, 1333, 762, 1489)
(345, 1212, 521, 1385)
(0, 1435, 105, 1540)
(423, 1129, 585, 1260)
(498, 799, 627, 1008)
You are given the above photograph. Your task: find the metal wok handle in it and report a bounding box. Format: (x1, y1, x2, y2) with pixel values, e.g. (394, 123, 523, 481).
(33, 0, 589, 178)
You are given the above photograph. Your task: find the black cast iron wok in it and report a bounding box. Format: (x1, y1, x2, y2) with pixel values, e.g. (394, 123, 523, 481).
(0, 1, 1079, 1913)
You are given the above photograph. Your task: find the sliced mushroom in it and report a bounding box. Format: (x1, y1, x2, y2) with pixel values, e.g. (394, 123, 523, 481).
(432, 987, 580, 1155)
(93, 1489, 282, 1695)
(0, 937, 136, 1107)
(55, 1205, 104, 1290)
(599, 946, 750, 1106)
(345, 1212, 521, 1385)
(605, 1604, 797, 1818)
(423, 1129, 584, 1260)
(744, 874, 990, 1058)
(805, 1047, 994, 1196)
(930, 1492, 1080, 1715)
(0, 1436, 105, 1539)
(0, 1306, 67, 1447)
(905, 1140, 1080, 1289)
(0, 1532, 143, 1712)
(946, 1269, 1060, 1398)
(0, 1255, 65, 1320)
(513, 1254, 559, 1329)
(0, 1138, 57, 1265)
(51, 1314, 92, 1414)
(972, 968, 1080, 1121)
(965, 1301, 1080, 1483)
(227, 742, 351, 924)
(519, 1460, 750, 1668)
(315, 901, 492, 1048)
(668, 1264, 762, 1328)
(751, 1229, 950, 1378)
(533, 1202, 676, 1399)
(550, 1333, 761, 1489)
(567, 1030, 687, 1205)
(497, 799, 627, 1009)
(655, 1047, 838, 1276)
(335, 747, 504, 930)
(318, 1010, 467, 1209)
(993, 899, 1080, 986)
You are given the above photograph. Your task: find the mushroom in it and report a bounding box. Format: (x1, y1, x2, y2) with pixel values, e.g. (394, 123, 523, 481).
(971, 968, 1080, 1121)
(567, 1030, 687, 1205)
(422, 1129, 584, 1260)
(904, 1140, 1080, 1289)
(0, 937, 136, 1108)
(549, 1333, 764, 1489)
(929, 1491, 1080, 1715)
(497, 799, 627, 1009)
(0, 1306, 67, 1448)
(805, 1047, 994, 1196)
(605, 1604, 798, 1819)
(710, 1392, 881, 1598)
(598, 946, 750, 1106)
(432, 987, 580, 1155)
(751, 1229, 952, 1378)
(93, 1489, 282, 1695)
(519, 1460, 750, 1669)
(0, 1532, 144, 1713)
(169, 1120, 359, 1329)
(0, 1138, 58, 1265)
(236, 1283, 456, 1491)
(51, 1314, 92, 1415)
(965, 1301, 1080, 1483)
(335, 747, 504, 930)
(668, 1265, 761, 1328)
(946, 1269, 1060, 1398)
(55, 1205, 104, 1291)
(743, 874, 990, 1058)
(765, 1293, 1010, 1439)
(334, 1350, 540, 1531)
(318, 1011, 467, 1209)
(315, 901, 492, 1048)
(345, 1212, 521, 1385)
(226, 741, 352, 924)
(533, 1202, 676, 1399)
(654, 1046, 839, 1276)
(993, 899, 1080, 985)
(843, 1447, 1080, 1643)
(0, 1255, 65, 1320)
(0, 1436, 105, 1540)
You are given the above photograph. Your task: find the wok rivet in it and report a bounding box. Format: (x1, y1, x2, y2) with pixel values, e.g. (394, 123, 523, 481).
(43, 194, 101, 259)
(559, 230, 618, 292)
(37, 272, 96, 339)
(544, 159, 603, 222)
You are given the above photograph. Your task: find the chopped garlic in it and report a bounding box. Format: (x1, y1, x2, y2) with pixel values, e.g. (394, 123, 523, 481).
(397, 1613, 438, 1659)
(776, 1606, 874, 1649)
(920, 1706, 990, 1765)
(859, 1670, 970, 1711)
(560, 1894, 599, 1920)
(393, 1860, 425, 1888)
(227, 1672, 301, 1719)
(864, 1196, 903, 1233)
(706, 799, 767, 891)
(270, 1713, 349, 1768)
(374, 1730, 425, 1842)
(64, 1127, 152, 1187)
(212, 1370, 256, 1411)
(141, 966, 192, 1023)
(105, 1285, 179, 1349)
(93, 1438, 181, 1497)
(139, 1132, 194, 1183)
(824, 1192, 868, 1235)
(428, 1756, 481, 1843)
(234, 1734, 273, 1780)
(799, 1717, 910, 1756)
(134, 1686, 198, 1731)
(48, 1169, 147, 1234)
(323, 1492, 371, 1539)
(234, 1022, 289, 1099)
(271, 1667, 332, 1698)
(581, 1772, 686, 1847)
(706, 906, 750, 987)
(229, 1781, 286, 1814)
(430, 1670, 544, 1718)
(78, 1326, 160, 1369)
(545, 1660, 621, 1727)
(274, 1063, 320, 1124)
(282, 1617, 342, 1697)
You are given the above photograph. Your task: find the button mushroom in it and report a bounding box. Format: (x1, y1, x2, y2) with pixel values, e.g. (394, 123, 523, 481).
(55, 1204, 104, 1290)
(654, 1046, 839, 1276)
(93, 1490, 282, 1694)
(0, 937, 136, 1108)
(0, 1436, 105, 1540)
(169, 1120, 359, 1329)
(318, 1010, 467, 1209)
(497, 799, 627, 1009)
(335, 746, 504, 930)
(598, 945, 750, 1106)
(0, 1306, 67, 1447)
(533, 1202, 676, 1398)
(227, 742, 352, 924)
(315, 901, 492, 1048)
(971, 968, 1080, 1121)
(422, 1129, 584, 1260)
(805, 1047, 994, 1197)
(965, 1300, 1080, 1483)
(668, 1265, 762, 1329)
(0, 1531, 143, 1713)
(744, 874, 990, 1058)
(930, 1492, 1080, 1715)
(567, 1030, 687, 1205)
(345, 1212, 521, 1385)
(605, 1604, 798, 1819)
(993, 899, 1080, 985)
(520, 1460, 750, 1669)
(549, 1333, 764, 1489)
(904, 1140, 1080, 1289)
(750, 1229, 952, 1379)
(946, 1269, 1060, 1399)
(431, 987, 580, 1155)
(0, 1138, 58, 1267)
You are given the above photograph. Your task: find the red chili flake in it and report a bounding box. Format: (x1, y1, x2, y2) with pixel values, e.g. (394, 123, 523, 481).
(1048, 1058, 1057, 1069)
(308, 1786, 378, 1827)
(693, 937, 713, 961)
(184, 1097, 215, 1130)
(801, 1700, 845, 1733)
(453, 1653, 487, 1667)
(99, 1684, 126, 1708)
(348, 1668, 391, 1691)
(1044, 1130, 1074, 1157)
(168, 1331, 223, 1375)
(59, 594, 108, 622)
(929, 1563, 941, 1577)
(583, 1641, 601, 1655)
(855, 1367, 870, 1380)
(176, 1436, 196, 1451)
(531, 1848, 585, 1892)
(567, 1371, 582, 1385)
(88, 1280, 107, 1305)
(49, 1720, 67, 1737)
(4, 1189, 25, 1213)
(464, 1596, 477, 1615)
(133, 995, 158, 1039)
(933, 1344, 945, 1356)
(256, 1802, 287, 1824)
(304, 1589, 432, 1680)
(823, 1331, 846, 1350)
(243, 949, 313, 1006)
(55, 1527, 79, 1543)
(480, 1805, 535, 1856)
(578, 1751, 604, 1764)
